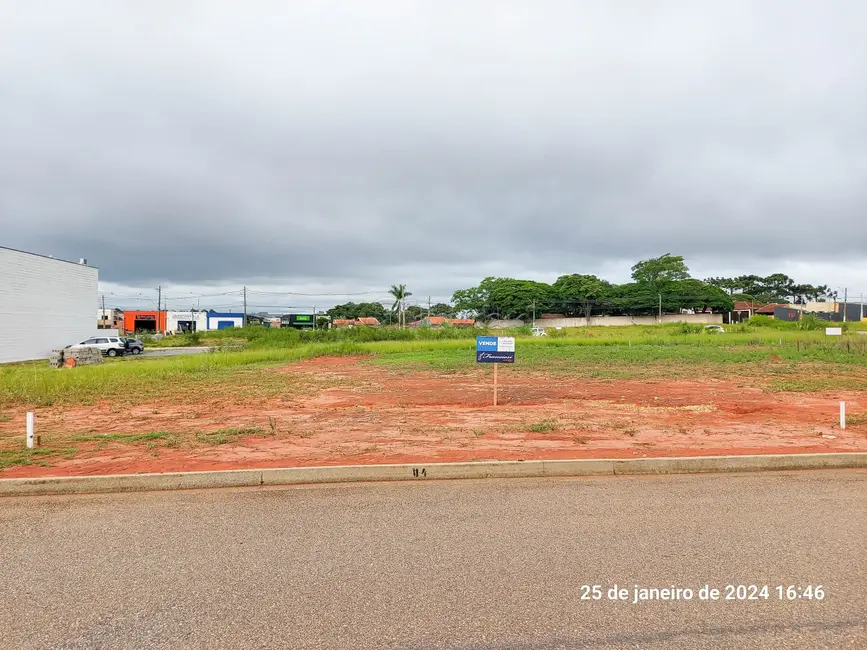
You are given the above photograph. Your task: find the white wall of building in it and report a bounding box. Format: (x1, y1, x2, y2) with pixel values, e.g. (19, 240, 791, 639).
(166, 311, 208, 333)
(206, 314, 244, 330)
(0, 247, 98, 363)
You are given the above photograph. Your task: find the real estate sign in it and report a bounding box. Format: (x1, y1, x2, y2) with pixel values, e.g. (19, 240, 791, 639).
(476, 336, 516, 363)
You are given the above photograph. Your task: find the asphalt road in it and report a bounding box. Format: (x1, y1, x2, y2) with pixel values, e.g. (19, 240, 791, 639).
(1, 471, 865, 649)
(139, 346, 210, 358)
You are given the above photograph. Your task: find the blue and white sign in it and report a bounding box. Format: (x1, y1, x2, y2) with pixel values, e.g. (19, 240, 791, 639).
(476, 336, 516, 363)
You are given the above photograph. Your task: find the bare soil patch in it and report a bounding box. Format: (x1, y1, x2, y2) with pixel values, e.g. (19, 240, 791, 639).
(2, 356, 865, 477)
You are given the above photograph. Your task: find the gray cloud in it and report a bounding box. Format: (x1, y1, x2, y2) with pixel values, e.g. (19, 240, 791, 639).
(2, 0, 867, 309)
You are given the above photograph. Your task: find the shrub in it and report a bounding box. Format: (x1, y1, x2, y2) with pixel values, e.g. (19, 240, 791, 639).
(795, 315, 824, 331)
(183, 331, 203, 346)
(746, 315, 775, 328)
(670, 323, 704, 335)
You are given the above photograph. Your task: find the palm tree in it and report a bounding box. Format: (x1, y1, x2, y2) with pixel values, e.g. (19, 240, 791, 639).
(389, 284, 412, 328)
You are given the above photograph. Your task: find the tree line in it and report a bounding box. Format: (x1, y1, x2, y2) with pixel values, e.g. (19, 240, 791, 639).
(451, 254, 735, 319)
(704, 275, 834, 304)
(326, 300, 455, 322)
(323, 255, 837, 323)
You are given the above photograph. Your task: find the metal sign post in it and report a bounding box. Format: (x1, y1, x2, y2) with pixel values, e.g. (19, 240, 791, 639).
(476, 336, 515, 406)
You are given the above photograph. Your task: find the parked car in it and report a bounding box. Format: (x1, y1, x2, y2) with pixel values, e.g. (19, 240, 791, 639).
(531, 326, 547, 337)
(705, 325, 725, 333)
(67, 336, 127, 357)
(121, 337, 144, 355)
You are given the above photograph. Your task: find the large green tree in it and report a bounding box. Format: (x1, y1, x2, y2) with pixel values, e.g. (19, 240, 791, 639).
(667, 279, 733, 312)
(404, 305, 426, 323)
(451, 277, 556, 320)
(326, 302, 388, 321)
(430, 302, 456, 317)
(552, 274, 612, 318)
(631, 254, 690, 293)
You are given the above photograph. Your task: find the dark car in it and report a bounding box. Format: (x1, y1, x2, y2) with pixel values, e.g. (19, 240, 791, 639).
(121, 337, 144, 355)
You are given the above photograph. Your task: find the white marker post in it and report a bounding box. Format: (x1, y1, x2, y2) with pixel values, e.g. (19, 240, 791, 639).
(840, 402, 846, 430)
(26, 412, 35, 449)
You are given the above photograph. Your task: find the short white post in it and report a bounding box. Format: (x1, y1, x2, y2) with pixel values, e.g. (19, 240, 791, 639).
(840, 402, 846, 430)
(26, 412, 35, 449)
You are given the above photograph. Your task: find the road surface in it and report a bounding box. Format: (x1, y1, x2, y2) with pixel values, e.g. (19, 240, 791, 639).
(1, 471, 865, 649)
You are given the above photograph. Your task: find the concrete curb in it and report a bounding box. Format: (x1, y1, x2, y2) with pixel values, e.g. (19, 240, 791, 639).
(1, 453, 865, 497)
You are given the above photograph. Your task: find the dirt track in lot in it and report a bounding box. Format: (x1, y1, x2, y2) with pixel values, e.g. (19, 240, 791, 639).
(2, 356, 866, 477)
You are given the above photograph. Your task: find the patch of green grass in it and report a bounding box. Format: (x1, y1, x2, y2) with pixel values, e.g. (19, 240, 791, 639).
(846, 412, 867, 426)
(195, 426, 264, 445)
(70, 431, 176, 444)
(0, 447, 78, 470)
(766, 376, 867, 393)
(527, 418, 559, 433)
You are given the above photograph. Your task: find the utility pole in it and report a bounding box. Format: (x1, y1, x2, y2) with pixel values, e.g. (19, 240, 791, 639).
(313, 305, 316, 330)
(101, 294, 106, 328)
(157, 285, 163, 335)
(658, 294, 663, 323)
(861, 293, 864, 322)
(532, 300, 536, 326)
(843, 287, 848, 322)
(243, 286, 247, 326)
(428, 296, 431, 319)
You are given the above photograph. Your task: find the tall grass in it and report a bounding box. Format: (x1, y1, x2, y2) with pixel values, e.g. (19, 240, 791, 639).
(3, 323, 866, 408)
(0, 342, 366, 407)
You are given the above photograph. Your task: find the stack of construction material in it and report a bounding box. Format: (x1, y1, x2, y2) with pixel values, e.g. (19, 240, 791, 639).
(48, 349, 66, 368)
(50, 347, 104, 368)
(70, 347, 104, 366)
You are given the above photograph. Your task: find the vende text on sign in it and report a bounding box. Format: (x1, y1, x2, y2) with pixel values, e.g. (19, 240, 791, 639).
(476, 336, 516, 363)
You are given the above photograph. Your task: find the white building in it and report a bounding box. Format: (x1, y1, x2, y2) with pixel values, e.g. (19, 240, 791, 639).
(0, 247, 98, 363)
(166, 310, 209, 334)
(206, 312, 245, 330)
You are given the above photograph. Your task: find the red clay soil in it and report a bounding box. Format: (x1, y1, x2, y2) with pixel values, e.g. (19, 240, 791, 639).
(2, 356, 866, 478)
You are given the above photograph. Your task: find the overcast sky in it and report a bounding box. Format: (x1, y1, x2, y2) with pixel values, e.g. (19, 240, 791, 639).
(2, 1, 866, 312)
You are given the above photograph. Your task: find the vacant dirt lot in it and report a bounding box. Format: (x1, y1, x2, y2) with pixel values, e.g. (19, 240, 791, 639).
(2, 356, 866, 477)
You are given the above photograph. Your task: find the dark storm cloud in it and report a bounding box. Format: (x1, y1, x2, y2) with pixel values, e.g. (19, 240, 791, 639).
(2, 0, 867, 302)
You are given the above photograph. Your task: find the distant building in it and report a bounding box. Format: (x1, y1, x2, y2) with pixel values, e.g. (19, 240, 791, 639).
(280, 314, 315, 329)
(729, 301, 765, 323)
(123, 310, 167, 334)
(166, 310, 208, 334)
(409, 316, 475, 329)
(0, 247, 98, 363)
(207, 312, 245, 330)
(332, 319, 355, 328)
(98, 308, 124, 330)
(754, 304, 791, 317)
(333, 317, 381, 328)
